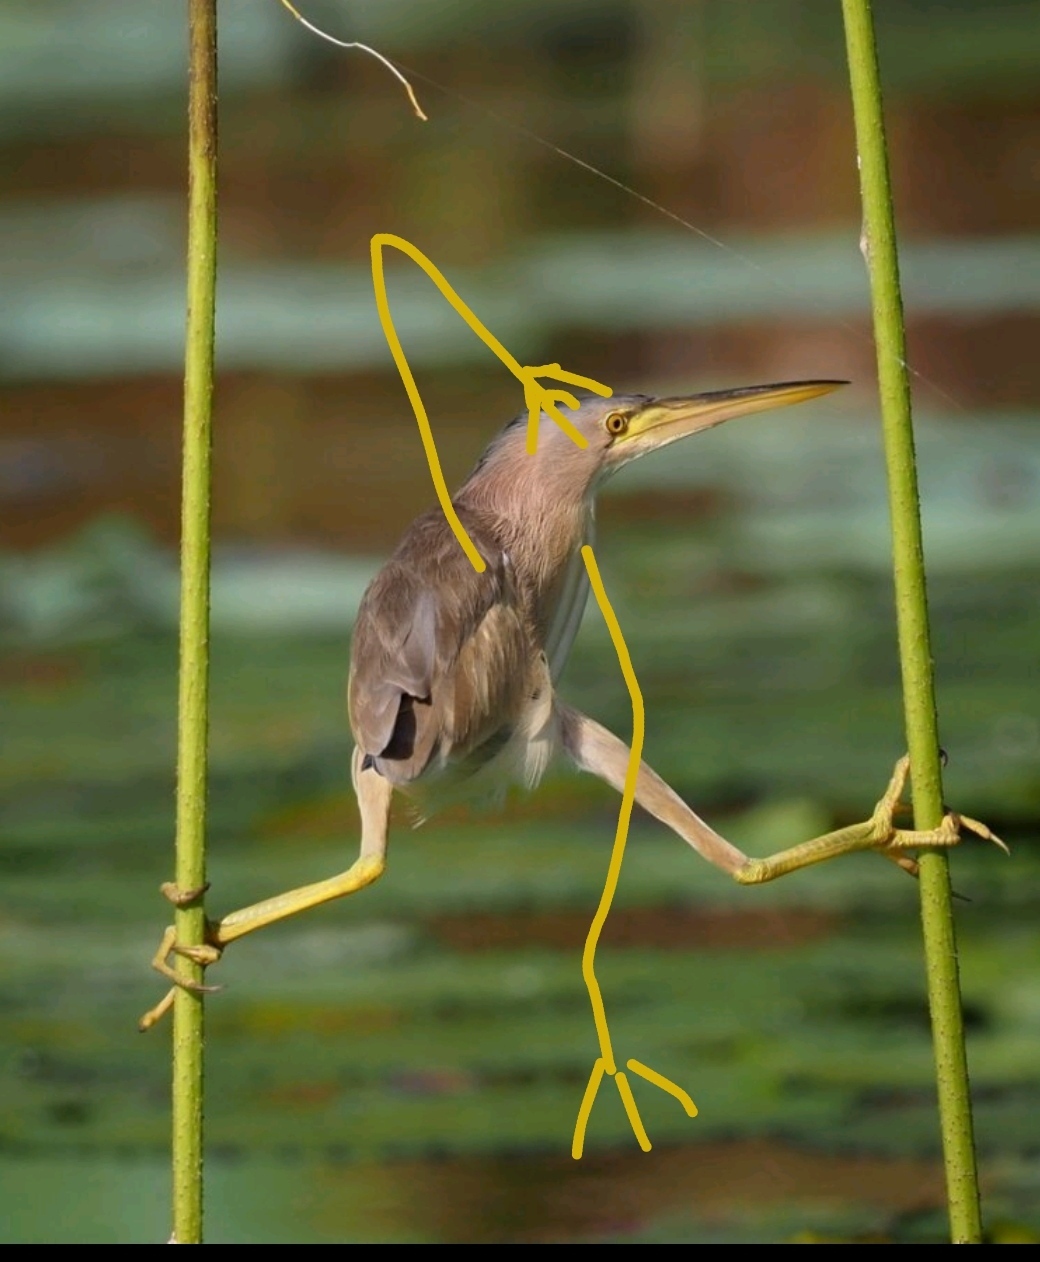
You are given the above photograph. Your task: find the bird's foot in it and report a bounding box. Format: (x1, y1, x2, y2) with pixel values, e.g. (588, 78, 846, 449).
(138, 883, 224, 1032)
(733, 754, 1007, 886)
(865, 754, 1009, 861)
(571, 1055, 698, 1160)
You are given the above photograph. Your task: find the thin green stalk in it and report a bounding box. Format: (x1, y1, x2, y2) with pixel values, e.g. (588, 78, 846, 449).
(172, 0, 218, 1244)
(841, 0, 982, 1243)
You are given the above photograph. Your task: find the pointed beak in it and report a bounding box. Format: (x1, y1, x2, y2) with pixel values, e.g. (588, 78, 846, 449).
(612, 379, 847, 463)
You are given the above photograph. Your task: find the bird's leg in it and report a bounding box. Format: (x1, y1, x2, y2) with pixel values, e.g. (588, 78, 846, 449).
(212, 756, 393, 945)
(558, 703, 749, 875)
(734, 754, 1007, 885)
(139, 752, 392, 1030)
(557, 707, 1006, 885)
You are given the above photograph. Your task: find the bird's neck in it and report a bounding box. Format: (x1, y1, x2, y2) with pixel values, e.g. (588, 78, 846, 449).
(456, 460, 593, 639)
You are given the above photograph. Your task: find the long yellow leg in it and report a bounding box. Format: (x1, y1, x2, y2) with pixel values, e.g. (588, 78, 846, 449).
(734, 755, 1007, 886)
(557, 713, 1005, 888)
(140, 752, 392, 1030)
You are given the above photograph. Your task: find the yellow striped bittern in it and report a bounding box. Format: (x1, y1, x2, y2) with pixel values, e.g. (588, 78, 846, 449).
(142, 380, 1002, 1026)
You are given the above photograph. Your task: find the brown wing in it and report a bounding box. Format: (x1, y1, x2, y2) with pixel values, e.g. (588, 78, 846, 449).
(348, 507, 532, 788)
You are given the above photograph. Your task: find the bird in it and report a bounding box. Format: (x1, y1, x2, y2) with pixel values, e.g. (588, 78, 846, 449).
(141, 379, 1003, 1027)
(344, 382, 840, 858)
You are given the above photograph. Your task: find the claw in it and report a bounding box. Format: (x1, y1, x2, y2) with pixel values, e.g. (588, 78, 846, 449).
(139, 987, 176, 1033)
(140, 921, 223, 1032)
(881, 850, 919, 879)
(956, 813, 1010, 856)
(161, 881, 210, 907)
(869, 757, 1008, 861)
(172, 941, 223, 967)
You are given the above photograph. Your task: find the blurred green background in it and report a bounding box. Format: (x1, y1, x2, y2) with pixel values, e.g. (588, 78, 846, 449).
(2, 0, 1039, 1244)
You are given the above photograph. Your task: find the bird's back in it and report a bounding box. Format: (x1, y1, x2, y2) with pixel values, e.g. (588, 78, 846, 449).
(348, 505, 545, 800)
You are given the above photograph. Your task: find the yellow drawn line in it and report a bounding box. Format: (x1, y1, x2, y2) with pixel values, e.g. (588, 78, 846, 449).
(627, 1058, 699, 1117)
(577, 545, 643, 1078)
(570, 547, 699, 1159)
(615, 1073, 652, 1153)
(370, 232, 612, 568)
(572, 1057, 607, 1160)
(368, 233, 697, 1161)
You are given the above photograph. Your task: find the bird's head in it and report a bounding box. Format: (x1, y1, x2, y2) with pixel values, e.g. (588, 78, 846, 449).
(559, 379, 847, 485)
(462, 379, 846, 512)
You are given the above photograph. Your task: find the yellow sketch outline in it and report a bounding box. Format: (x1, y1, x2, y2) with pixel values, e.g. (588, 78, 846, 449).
(571, 547, 699, 1158)
(370, 233, 697, 1159)
(371, 233, 612, 570)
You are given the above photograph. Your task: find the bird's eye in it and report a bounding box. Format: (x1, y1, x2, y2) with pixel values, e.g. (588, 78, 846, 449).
(605, 412, 628, 436)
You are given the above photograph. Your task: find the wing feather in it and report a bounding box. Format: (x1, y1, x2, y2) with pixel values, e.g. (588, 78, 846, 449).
(348, 507, 531, 787)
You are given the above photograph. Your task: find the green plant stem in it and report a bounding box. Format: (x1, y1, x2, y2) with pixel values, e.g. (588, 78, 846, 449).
(841, 0, 982, 1243)
(172, 0, 218, 1245)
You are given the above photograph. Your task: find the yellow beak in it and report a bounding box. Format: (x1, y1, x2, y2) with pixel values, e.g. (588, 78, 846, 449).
(616, 380, 847, 459)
